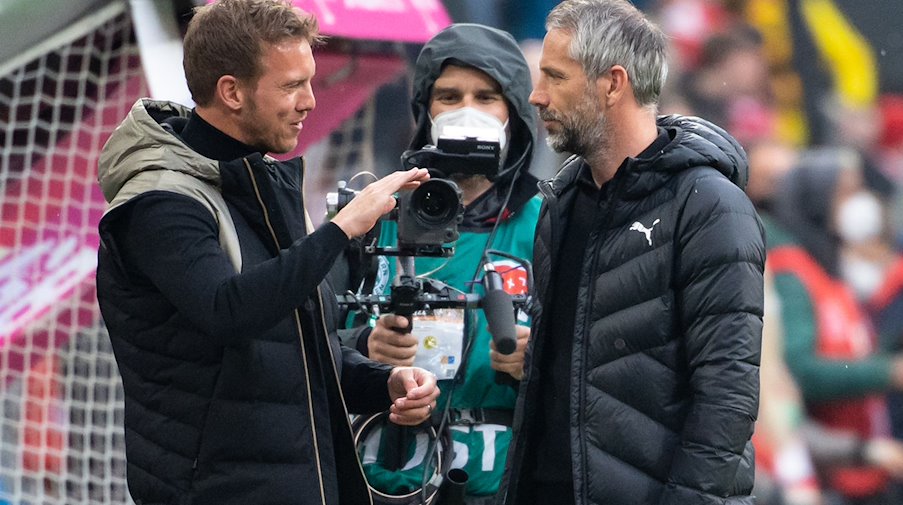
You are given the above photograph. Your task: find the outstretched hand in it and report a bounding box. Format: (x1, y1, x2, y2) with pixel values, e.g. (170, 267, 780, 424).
(386, 366, 439, 426)
(331, 168, 429, 238)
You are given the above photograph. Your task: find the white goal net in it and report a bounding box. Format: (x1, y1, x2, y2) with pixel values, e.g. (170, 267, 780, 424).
(0, 2, 145, 503)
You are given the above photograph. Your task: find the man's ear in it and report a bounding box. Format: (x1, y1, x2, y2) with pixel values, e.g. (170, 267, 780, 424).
(596, 65, 629, 107)
(216, 75, 244, 112)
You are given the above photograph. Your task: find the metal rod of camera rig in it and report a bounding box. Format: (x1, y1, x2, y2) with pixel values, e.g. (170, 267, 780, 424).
(382, 254, 418, 471)
(399, 255, 416, 279)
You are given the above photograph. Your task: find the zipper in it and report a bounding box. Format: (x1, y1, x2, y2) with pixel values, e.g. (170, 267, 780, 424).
(574, 174, 625, 504)
(537, 179, 559, 303)
(315, 286, 375, 505)
(243, 157, 328, 505)
(299, 151, 375, 504)
(538, 157, 580, 296)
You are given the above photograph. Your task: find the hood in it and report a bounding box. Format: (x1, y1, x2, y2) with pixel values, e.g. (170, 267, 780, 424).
(771, 148, 847, 276)
(616, 114, 749, 201)
(654, 114, 749, 189)
(98, 99, 220, 204)
(409, 23, 537, 187)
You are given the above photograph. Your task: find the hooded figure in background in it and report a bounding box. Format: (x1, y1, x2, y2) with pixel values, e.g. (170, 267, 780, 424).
(770, 149, 852, 279)
(765, 149, 903, 503)
(342, 23, 543, 504)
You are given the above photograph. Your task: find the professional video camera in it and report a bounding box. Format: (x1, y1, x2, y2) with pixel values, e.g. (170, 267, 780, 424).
(328, 125, 527, 347)
(327, 177, 464, 258)
(329, 127, 529, 505)
(327, 125, 503, 258)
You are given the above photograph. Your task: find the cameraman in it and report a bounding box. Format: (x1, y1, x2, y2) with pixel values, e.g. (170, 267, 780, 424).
(345, 24, 541, 504)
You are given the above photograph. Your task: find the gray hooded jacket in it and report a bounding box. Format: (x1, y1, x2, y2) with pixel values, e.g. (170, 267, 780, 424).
(409, 23, 540, 228)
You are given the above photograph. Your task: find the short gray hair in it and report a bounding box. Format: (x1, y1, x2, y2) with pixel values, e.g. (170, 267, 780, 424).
(547, 0, 668, 107)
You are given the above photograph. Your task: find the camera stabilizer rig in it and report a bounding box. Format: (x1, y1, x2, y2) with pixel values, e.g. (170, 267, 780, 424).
(328, 126, 533, 354)
(335, 252, 533, 352)
(327, 176, 465, 259)
(336, 249, 533, 505)
(329, 128, 532, 505)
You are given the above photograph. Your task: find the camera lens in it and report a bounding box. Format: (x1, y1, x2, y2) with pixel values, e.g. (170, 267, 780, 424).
(412, 180, 459, 225)
(396, 178, 462, 248)
(420, 190, 449, 218)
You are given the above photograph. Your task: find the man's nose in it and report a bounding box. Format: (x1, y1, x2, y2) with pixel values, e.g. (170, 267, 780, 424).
(299, 85, 315, 112)
(529, 87, 547, 108)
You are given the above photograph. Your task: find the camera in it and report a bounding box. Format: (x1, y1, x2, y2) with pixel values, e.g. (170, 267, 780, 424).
(327, 126, 500, 257)
(395, 178, 463, 250)
(326, 178, 464, 257)
(401, 125, 501, 180)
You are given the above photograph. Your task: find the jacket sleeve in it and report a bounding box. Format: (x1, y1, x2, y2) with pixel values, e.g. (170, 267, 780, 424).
(662, 173, 764, 503)
(102, 192, 350, 344)
(776, 272, 894, 401)
(340, 345, 394, 414)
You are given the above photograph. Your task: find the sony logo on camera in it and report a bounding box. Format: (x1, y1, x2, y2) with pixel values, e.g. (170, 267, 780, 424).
(402, 125, 501, 181)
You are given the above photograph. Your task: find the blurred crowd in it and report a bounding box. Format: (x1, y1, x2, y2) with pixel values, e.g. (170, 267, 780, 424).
(430, 1, 903, 504)
(658, 2, 903, 504)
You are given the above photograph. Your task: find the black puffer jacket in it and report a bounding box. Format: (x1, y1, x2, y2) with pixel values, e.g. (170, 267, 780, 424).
(96, 99, 392, 505)
(500, 115, 764, 505)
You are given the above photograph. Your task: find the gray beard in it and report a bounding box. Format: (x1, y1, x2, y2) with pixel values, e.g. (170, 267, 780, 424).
(545, 91, 609, 160)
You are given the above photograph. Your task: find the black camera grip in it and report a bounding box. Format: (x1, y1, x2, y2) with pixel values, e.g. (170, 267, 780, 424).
(483, 289, 516, 355)
(390, 312, 414, 334)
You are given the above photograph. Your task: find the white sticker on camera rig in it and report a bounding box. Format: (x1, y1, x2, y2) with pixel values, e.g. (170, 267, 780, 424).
(412, 309, 464, 380)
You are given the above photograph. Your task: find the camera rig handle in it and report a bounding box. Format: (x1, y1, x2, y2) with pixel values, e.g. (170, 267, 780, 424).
(336, 272, 529, 471)
(335, 250, 534, 334)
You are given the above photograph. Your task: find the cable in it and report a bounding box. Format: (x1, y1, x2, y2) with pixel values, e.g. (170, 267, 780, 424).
(416, 158, 525, 503)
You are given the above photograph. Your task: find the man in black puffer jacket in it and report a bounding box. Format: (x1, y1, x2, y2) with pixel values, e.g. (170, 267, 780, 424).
(498, 1, 764, 504)
(95, 1, 438, 504)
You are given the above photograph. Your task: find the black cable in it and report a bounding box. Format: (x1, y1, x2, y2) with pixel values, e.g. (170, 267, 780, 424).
(416, 162, 524, 503)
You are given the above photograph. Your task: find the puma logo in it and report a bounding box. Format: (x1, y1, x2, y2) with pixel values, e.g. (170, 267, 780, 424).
(629, 219, 660, 246)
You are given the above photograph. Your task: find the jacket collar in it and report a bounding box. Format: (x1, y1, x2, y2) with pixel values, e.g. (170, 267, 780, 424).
(179, 111, 265, 162)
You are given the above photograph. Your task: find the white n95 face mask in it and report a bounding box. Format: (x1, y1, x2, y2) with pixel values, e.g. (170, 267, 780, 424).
(430, 107, 509, 152)
(836, 191, 884, 245)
